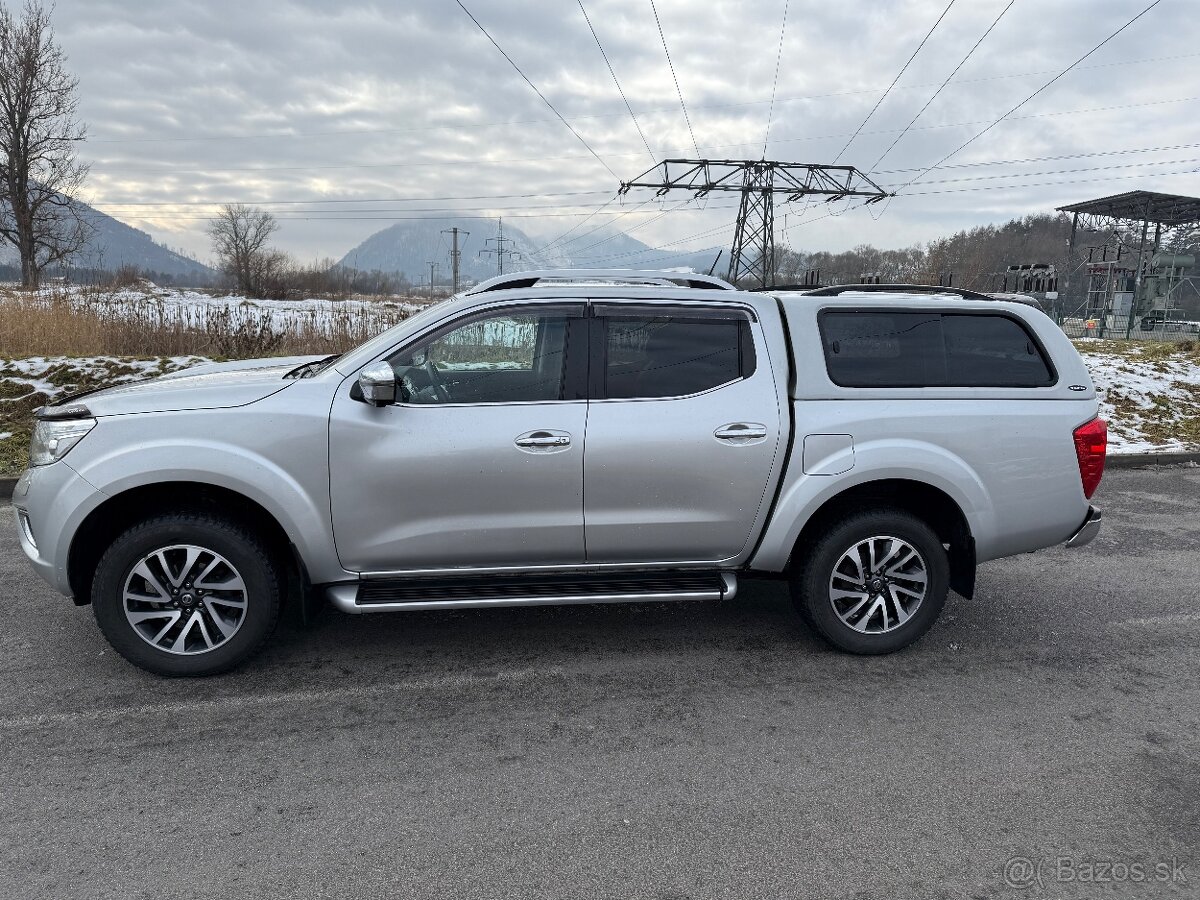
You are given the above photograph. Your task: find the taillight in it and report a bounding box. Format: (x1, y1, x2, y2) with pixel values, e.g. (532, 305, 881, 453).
(1073, 417, 1107, 499)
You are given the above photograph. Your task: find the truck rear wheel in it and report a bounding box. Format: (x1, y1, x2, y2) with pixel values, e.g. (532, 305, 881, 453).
(91, 512, 282, 676)
(790, 509, 948, 654)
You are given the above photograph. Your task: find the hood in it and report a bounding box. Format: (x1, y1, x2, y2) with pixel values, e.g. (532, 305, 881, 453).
(69, 355, 326, 417)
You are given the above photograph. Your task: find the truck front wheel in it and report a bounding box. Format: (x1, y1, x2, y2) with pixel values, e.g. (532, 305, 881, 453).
(91, 512, 282, 676)
(790, 509, 948, 654)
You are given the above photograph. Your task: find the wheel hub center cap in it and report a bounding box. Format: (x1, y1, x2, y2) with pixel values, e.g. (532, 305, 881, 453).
(180, 592, 196, 606)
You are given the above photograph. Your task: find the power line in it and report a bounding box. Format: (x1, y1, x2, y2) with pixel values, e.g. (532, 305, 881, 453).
(453, 0, 619, 180)
(87, 129, 1200, 219)
(900, 163, 1200, 196)
(869, 0, 1016, 170)
(897, 0, 1166, 192)
(874, 140, 1200, 174)
(761, 0, 790, 158)
(564, 198, 696, 258)
(86, 88, 1200, 185)
(833, 0, 958, 163)
(82, 49, 1200, 147)
(89, 190, 615, 208)
(649, 0, 700, 157)
(881, 153, 1200, 188)
(711, 93, 1200, 156)
(98, 151, 1200, 227)
(526, 195, 631, 263)
(577, 0, 656, 167)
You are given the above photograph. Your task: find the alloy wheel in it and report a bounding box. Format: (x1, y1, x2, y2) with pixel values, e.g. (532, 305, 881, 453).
(828, 535, 928, 634)
(122, 544, 249, 655)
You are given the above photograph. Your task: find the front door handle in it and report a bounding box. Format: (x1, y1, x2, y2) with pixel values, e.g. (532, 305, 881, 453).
(515, 429, 572, 452)
(714, 423, 768, 444)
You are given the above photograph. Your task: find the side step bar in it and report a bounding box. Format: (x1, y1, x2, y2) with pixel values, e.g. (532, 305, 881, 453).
(326, 571, 737, 614)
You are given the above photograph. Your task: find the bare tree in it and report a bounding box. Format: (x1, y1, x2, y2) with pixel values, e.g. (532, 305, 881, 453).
(0, 1, 89, 289)
(207, 203, 280, 297)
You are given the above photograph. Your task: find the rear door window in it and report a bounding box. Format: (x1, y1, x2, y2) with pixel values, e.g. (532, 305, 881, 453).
(595, 308, 755, 399)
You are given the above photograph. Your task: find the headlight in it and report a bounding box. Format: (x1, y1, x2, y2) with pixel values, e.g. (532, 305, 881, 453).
(29, 417, 97, 466)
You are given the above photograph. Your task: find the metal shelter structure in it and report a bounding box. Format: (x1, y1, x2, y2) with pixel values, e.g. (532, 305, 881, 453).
(619, 159, 891, 289)
(1057, 191, 1200, 337)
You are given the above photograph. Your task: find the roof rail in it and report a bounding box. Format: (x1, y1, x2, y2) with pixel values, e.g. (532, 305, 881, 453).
(789, 283, 996, 300)
(465, 268, 736, 294)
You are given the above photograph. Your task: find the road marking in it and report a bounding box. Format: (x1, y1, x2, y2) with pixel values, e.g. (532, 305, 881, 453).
(0, 665, 564, 730)
(1112, 613, 1200, 628)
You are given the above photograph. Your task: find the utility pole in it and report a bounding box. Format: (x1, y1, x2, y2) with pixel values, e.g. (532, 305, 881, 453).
(425, 261, 439, 302)
(480, 217, 520, 275)
(620, 159, 891, 289)
(442, 227, 468, 294)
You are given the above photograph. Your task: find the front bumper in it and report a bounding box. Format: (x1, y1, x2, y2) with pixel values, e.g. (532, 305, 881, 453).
(11, 463, 106, 597)
(1064, 505, 1102, 549)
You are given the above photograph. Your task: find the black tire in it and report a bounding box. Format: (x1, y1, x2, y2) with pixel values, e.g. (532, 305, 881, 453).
(790, 509, 948, 655)
(92, 512, 282, 676)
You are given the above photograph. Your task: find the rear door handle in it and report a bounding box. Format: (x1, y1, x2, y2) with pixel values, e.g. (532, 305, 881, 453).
(714, 423, 768, 444)
(515, 429, 572, 452)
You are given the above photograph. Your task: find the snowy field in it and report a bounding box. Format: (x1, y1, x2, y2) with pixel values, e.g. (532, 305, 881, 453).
(1074, 339, 1200, 455)
(2, 338, 1198, 474)
(41, 282, 423, 333)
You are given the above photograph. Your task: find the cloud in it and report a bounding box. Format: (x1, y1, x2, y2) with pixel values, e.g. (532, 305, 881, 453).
(51, 0, 1200, 265)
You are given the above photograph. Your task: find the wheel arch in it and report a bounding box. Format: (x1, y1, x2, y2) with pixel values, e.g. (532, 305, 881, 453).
(782, 478, 976, 599)
(68, 482, 300, 606)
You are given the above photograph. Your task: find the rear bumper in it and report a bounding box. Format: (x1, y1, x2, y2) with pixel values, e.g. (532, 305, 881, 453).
(1064, 506, 1102, 549)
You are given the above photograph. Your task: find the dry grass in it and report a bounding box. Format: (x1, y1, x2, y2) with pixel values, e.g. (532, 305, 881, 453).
(0, 284, 416, 474)
(0, 285, 412, 358)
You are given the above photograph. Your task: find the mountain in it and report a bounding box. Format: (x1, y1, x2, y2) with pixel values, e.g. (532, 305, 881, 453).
(76, 204, 216, 280)
(337, 217, 722, 283)
(0, 199, 215, 282)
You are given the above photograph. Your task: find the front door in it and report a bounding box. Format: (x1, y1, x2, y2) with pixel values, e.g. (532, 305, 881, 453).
(329, 303, 588, 572)
(583, 303, 781, 564)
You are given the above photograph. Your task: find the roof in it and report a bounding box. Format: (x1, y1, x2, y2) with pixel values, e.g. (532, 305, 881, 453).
(1056, 190, 1200, 226)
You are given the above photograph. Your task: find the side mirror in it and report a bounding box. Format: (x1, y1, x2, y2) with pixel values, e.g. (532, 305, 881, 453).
(357, 362, 396, 406)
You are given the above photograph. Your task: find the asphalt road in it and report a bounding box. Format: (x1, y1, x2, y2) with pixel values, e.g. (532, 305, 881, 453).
(1, 468, 1197, 900)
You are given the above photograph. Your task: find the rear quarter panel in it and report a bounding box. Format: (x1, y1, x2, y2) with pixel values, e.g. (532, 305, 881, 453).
(752, 297, 1099, 570)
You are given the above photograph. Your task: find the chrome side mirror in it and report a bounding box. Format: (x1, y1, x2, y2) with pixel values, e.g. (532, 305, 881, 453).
(357, 362, 396, 406)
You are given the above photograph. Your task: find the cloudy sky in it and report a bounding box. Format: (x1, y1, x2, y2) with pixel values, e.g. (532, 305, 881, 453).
(53, 0, 1200, 267)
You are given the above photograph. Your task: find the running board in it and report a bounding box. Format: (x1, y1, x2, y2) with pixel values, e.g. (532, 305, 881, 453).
(326, 571, 737, 614)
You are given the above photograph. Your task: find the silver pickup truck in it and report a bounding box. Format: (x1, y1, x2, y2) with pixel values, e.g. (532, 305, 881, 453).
(12, 269, 1107, 675)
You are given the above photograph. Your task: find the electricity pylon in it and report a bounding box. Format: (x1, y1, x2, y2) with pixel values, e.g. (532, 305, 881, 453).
(619, 159, 891, 288)
(442, 227, 468, 293)
(480, 217, 520, 275)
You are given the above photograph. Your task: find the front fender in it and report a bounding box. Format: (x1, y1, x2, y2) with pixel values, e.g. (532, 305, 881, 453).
(65, 409, 347, 584)
(750, 438, 993, 572)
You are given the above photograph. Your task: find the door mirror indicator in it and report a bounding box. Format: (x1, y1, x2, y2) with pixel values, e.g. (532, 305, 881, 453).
(358, 362, 396, 406)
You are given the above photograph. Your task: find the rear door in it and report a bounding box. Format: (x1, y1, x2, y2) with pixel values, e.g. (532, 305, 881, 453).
(583, 303, 781, 564)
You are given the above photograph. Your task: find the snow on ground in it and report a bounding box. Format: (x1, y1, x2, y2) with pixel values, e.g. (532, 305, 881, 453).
(28, 282, 423, 336)
(1075, 340, 1200, 454)
(99, 285, 422, 331)
(2, 355, 208, 398)
(0, 356, 210, 473)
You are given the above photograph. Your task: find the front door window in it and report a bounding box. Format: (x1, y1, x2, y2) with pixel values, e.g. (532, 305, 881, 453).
(390, 308, 578, 405)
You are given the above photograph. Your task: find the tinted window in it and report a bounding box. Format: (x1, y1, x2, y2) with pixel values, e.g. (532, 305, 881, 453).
(390, 310, 574, 404)
(820, 311, 1053, 388)
(820, 312, 944, 387)
(942, 314, 1054, 386)
(602, 315, 751, 399)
